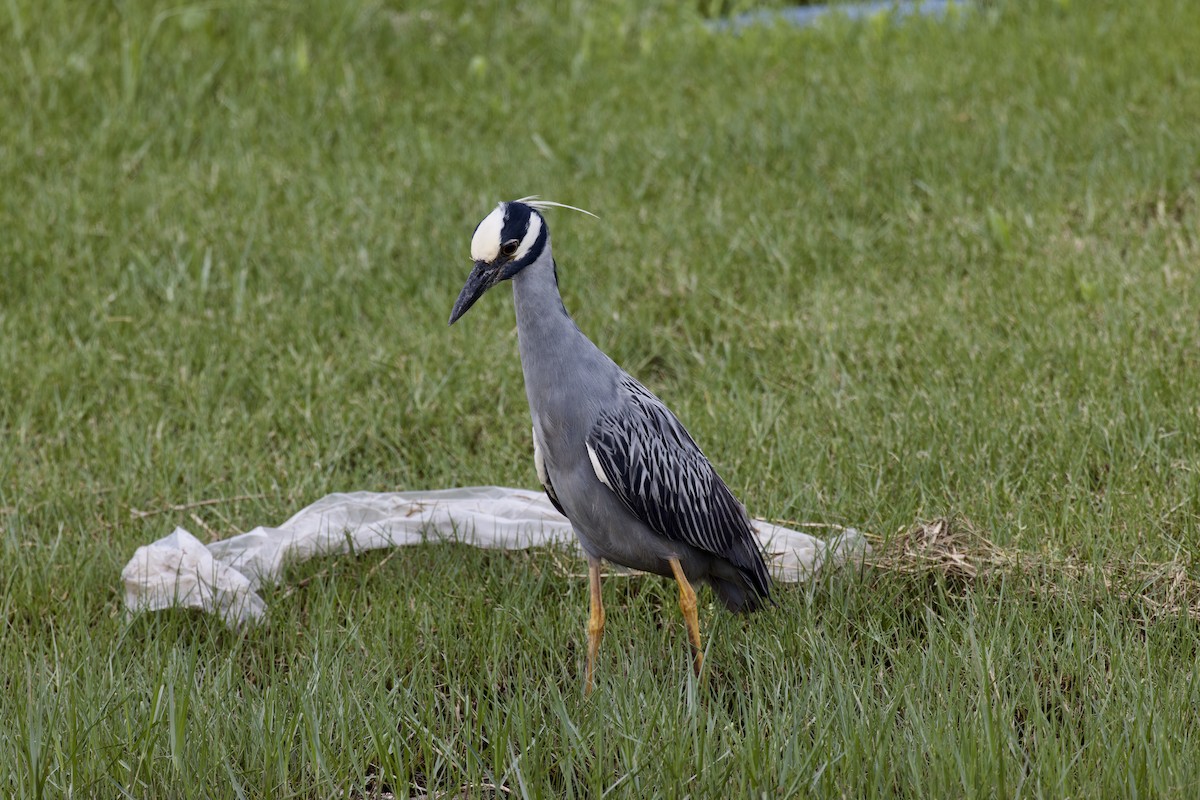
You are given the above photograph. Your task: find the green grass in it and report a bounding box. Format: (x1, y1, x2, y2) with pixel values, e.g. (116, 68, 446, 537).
(2, 0, 1199, 796)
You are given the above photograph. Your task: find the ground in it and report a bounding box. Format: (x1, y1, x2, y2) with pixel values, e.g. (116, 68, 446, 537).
(1, 0, 1198, 797)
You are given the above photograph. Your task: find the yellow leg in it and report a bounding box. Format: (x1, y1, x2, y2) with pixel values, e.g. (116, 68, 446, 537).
(584, 558, 605, 696)
(668, 557, 703, 677)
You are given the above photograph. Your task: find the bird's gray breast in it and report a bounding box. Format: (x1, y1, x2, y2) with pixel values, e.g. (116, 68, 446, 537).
(530, 395, 688, 574)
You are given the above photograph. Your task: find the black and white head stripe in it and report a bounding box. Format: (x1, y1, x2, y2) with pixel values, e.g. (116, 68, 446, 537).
(469, 202, 541, 264)
(470, 197, 597, 265)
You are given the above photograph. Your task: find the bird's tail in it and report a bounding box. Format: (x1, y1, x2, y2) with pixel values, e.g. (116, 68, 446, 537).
(710, 536, 773, 613)
(709, 576, 764, 613)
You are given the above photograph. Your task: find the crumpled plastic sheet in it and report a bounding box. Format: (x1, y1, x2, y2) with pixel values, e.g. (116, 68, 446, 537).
(121, 486, 869, 629)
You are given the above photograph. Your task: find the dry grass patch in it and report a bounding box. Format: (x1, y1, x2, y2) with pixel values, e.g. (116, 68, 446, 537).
(869, 515, 1200, 622)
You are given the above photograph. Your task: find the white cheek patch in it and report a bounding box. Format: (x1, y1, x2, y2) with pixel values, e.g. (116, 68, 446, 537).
(470, 205, 506, 262)
(512, 212, 543, 261)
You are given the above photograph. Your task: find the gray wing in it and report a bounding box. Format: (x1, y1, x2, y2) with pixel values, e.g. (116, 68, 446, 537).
(533, 427, 568, 517)
(585, 379, 770, 598)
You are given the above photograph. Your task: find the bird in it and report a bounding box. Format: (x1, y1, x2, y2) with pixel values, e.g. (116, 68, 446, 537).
(448, 197, 771, 693)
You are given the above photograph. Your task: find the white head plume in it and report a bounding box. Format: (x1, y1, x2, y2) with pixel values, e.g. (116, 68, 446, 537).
(514, 196, 599, 219)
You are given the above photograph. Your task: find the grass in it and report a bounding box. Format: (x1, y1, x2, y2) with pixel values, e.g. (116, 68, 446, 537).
(2, 0, 1199, 796)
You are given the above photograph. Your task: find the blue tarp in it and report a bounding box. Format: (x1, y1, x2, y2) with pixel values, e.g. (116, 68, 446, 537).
(715, 0, 961, 31)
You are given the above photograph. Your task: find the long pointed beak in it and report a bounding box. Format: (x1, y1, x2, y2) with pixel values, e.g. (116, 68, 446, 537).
(448, 261, 494, 325)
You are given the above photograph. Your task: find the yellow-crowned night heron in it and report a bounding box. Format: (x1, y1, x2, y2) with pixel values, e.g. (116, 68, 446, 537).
(449, 198, 771, 693)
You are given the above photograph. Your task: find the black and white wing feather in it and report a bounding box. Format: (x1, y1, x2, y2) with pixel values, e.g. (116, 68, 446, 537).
(585, 379, 770, 600)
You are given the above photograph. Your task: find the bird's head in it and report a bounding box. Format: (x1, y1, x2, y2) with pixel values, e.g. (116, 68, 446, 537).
(448, 197, 596, 325)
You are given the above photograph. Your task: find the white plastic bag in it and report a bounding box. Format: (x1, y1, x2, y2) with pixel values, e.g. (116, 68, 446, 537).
(121, 486, 867, 628)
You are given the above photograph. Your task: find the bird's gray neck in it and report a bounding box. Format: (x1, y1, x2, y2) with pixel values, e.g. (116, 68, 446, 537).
(513, 253, 576, 353)
(511, 250, 602, 399)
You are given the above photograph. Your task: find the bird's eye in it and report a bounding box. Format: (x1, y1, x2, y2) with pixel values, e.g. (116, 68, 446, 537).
(500, 239, 520, 257)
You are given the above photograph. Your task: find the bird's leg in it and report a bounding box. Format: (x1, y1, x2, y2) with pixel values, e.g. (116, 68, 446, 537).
(668, 557, 703, 677)
(584, 557, 605, 696)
